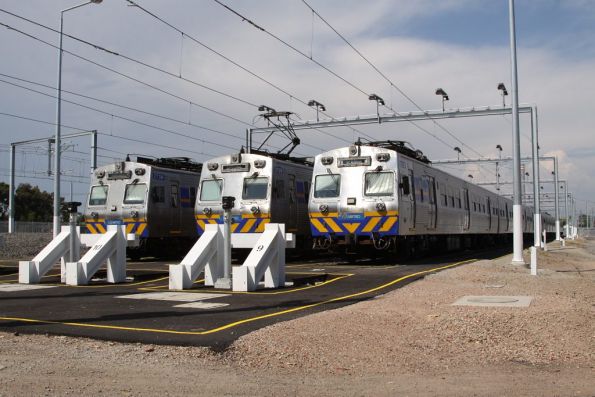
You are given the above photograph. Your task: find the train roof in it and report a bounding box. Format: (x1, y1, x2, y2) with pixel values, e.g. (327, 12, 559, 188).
(355, 139, 431, 164)
(242, 148, 314, 166)
(134, 156, 203, 173)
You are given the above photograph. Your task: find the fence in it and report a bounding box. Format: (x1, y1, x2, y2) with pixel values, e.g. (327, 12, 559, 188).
(0, 221, 54, 234)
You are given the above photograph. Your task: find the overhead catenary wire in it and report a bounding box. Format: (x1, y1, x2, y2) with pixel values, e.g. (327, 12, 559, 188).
(0, 7, 351, 150)
(123, 0, 358, 144)
(212, 0, 490, 161)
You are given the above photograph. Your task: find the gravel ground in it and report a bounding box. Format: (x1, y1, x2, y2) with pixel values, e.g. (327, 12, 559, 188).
(0, 239, 594, 396)
(0, 233, 52, 259)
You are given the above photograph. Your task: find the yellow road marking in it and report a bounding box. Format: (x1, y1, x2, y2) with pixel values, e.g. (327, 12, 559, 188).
(0, 259, 475, 336)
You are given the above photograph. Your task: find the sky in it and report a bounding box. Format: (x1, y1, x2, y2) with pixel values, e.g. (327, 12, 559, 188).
(1, 0, 594, 216)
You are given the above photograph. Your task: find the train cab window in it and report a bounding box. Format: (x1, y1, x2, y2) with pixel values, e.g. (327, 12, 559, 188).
(200, 179, 222, 201)
(314, 174, 341, 198)
(151, 186, 165, 203)
(89, 185, 108, 206)
(123, 183, 146, 205)
(364, 172, 394, 197)
(243, 177, 268, 200)
(274, 180, 285, 199)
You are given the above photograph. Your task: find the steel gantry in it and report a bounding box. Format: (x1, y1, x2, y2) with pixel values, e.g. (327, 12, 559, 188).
(248, 103, 541, 263)
(8, 130, 97, 234)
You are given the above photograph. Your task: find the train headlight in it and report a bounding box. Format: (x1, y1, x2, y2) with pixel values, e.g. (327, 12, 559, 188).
(131, 210, 139, 219)
(376, 153, 390, 162)
(207, 162, 218, 171)
(134, 168, 145, 176)
(95, 170, 105, 179)
(376, 202, 386, 211)
(203, 207, 212, 215)
(251, 206, 261, 214)
(319, 204, 329, 214)
(321, 156, 333, 165)
(254, 160, 266, 168)
(91, 212, 99, 220)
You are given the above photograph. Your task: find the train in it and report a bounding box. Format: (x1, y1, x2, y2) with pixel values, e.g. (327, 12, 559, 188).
(308, 140, 555, 254)
(194, 150, 313, 245)
(83, 156, 202, 259)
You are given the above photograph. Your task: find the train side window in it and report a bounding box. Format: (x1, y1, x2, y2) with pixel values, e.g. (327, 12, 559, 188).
(314, 174, 341, 198)
(123, 183, 146, 205)
(170, 185, 179, 208)
(151, 186, 165, 203)
(200, 179, 222, 201)
(243, 177, 269, 200)
(365, 172, 394, 197)
(441, 193, 448, 207)
(89, 185, 108, 206)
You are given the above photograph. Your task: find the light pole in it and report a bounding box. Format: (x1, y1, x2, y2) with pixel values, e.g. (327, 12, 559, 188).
(54, 0, 102, 237)
(435, 88, 449, 112)
(454, 146, 461, 161)
(496, 144, 502, 192)
(368, 94, 385, 122)
(307, 99, 326, 122)
(498, 83, 508, 107)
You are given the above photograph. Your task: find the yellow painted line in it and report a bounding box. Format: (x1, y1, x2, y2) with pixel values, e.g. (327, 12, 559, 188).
(323, 217, 343, 233)
(362, 217, 381, 233)
(86, 224, 98, 234)
(310, 218, 328, 233)
(380, 216, 398, 232)
(96, 224, 107, 233)
(0, 272, 62, 284)
(240, 219, 256, 233)
(139, 273, 353, 295)
(0, 260, 475, 336)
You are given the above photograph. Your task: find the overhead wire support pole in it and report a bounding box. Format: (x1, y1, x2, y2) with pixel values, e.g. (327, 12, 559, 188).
(554, 157, 560, 240)
(509, 0, 524, 265)
(8, 144, 16, 233)
(530, 106, 541, 247)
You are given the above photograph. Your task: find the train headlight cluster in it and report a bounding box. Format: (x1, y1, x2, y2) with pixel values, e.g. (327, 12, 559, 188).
(207, 162, 218, 171)
(375, 202, 386, 211)
(95, 170, 105, 179)
(134, 168, 145, 176)
(321, 156, 333, 165)
(250, 206, 261, 214)
(203, 207, 212, 215)
(376, 153, 390, 162)
(254, 160, 266, 168)
(319, 204, 329, 214)
(90, 211, 99, 220)
(131, 210, 139, 219)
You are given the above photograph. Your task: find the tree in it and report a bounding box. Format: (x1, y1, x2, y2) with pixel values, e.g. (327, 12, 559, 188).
(0, 183, 69, 222)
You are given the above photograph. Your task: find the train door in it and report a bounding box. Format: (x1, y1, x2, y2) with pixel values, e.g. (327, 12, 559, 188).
(287, 174, 297, 231)
(170, 182, 180, 232)
(427, 176, 437, 229)
(399, 170, 416, 230)
(463, 188, 470, 230)
(487, 197, 492, 231)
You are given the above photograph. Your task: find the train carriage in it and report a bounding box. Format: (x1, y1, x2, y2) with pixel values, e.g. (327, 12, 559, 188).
(309, 140, 552, 253)
(84, 156, 202, 258)
(194, 150, 313, 244)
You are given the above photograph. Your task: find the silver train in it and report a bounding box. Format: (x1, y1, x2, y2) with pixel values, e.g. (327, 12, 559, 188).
(308, 140, 555, 253)
(194, 150, 312, 244)
(84, 156, 202, 258)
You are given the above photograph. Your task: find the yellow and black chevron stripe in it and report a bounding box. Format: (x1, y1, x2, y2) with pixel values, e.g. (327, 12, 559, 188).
(85, 218, 148, 237)
(195, 213, 271, 234)
(310, 210, 399, 236)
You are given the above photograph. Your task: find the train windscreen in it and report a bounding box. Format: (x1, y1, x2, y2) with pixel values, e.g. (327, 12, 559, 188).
(123, 183, 146, 205)
(314, 174, 341, 198)
(88, 185, 108, 206)
(364, 172, 394, 196)
(200, 179, 222, 201)
(242, 177, 268, 200)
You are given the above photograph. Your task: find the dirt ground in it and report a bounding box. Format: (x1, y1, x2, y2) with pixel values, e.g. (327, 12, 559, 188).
(1, 239, 593, 396)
